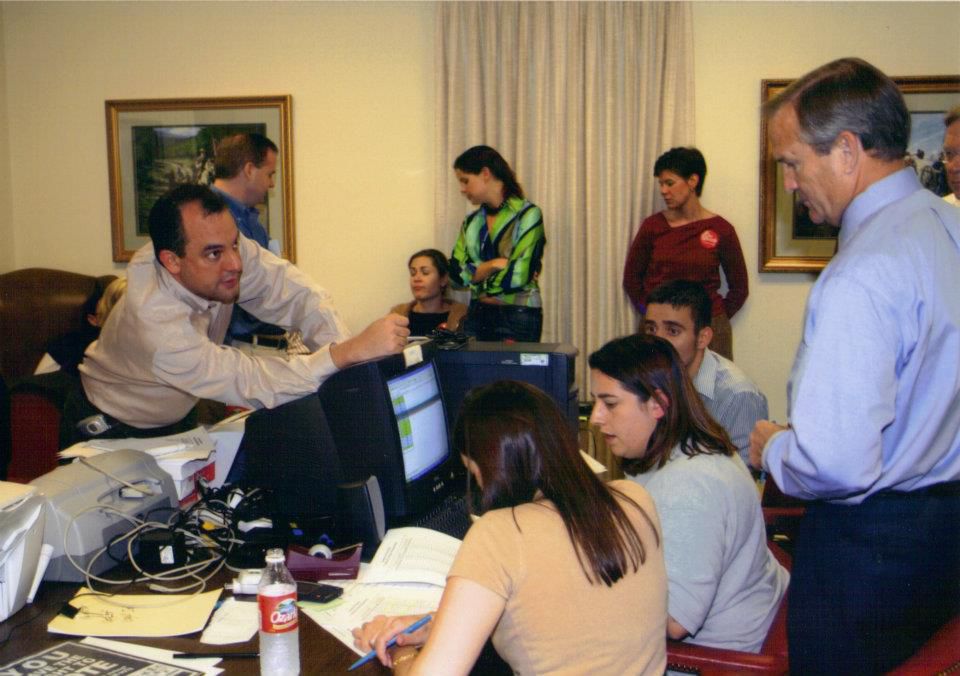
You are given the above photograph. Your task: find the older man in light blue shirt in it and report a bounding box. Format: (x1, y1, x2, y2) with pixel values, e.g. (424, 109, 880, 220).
(760, 168, 960, 502)
(750, 58, 960, 674)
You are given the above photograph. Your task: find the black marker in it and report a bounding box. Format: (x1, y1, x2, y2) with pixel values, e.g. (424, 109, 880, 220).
(172, 652, 259, 659)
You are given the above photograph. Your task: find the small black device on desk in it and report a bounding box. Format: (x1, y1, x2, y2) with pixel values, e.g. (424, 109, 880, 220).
(299, 582, 343, 604)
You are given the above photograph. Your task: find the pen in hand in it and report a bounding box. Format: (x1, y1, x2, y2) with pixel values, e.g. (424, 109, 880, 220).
(349, 614, 433, 671)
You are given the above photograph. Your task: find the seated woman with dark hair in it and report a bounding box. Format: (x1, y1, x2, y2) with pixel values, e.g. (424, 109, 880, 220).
(353, 380, 667, 675)
(390, 249, 467, 336)
(589, 334, 788, 652)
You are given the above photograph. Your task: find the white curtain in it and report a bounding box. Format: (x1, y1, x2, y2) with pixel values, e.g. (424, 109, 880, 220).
(435, 1, 694, 396)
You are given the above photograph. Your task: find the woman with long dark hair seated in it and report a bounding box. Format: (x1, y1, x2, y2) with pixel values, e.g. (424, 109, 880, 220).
(589, 334, 788, 652)
(448, 145, 546, 342)
(353, 380, 667, 675)
(390, 249, 467, 336)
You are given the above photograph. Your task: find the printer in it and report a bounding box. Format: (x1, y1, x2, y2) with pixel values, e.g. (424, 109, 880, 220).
(29, 450, 177, 583)
(0, 482, 45, 622)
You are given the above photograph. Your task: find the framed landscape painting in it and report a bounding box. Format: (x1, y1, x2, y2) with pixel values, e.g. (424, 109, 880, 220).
(106, 96, 295, 262)
(759, 76, 959, 273)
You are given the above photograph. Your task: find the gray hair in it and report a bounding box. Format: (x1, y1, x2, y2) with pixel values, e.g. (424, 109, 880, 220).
(763, 57, 909, 161)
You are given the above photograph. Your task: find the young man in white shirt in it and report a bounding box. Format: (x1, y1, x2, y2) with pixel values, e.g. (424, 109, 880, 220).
(643, 279, 767, 466)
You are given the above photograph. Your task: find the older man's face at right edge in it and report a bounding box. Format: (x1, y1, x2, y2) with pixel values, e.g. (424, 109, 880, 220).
(944, 119, 960, 198)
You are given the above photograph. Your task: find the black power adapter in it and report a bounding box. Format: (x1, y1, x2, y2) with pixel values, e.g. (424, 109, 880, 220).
(138, 530, 187, 571)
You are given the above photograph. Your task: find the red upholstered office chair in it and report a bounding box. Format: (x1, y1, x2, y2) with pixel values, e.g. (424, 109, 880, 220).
(886, 614, 960, 675)
(6, 373, 74, 483)
(761, 478, 805, 545)
(665, 541, 791, 676)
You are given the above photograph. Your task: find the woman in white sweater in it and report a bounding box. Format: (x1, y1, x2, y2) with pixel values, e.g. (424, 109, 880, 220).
(589, 333, 789, 652)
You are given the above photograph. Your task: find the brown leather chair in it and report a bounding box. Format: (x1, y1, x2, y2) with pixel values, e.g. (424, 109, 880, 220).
(0, 268, 117, 381)
(665, 541, 791, 676)
(0, 268, 117, 481)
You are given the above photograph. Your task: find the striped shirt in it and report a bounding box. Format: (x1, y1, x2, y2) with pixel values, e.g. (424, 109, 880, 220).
(449, 196, 545, 307)
(695, 349, 768, 465)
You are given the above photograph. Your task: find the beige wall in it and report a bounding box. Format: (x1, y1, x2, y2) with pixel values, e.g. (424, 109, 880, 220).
(1, 0, 436, 326)
(691, 1, 960, 418)
(0, 7, 11, 272)
(1, 1, 958, 418)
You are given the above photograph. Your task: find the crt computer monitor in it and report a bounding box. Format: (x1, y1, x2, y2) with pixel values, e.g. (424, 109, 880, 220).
(317, 342, 462, 525)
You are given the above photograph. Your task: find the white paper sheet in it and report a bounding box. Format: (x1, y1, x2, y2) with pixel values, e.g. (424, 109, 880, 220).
(300, 583, 442, 657)
(580, 449, 608, 474)
(80, 636, 223, 675)
(59, 427, 215, 461)
(199, 597, 260, 645)
(360, 527, 461, 587)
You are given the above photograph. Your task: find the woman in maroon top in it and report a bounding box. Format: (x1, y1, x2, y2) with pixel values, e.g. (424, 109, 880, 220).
(623, 147, 747, 359)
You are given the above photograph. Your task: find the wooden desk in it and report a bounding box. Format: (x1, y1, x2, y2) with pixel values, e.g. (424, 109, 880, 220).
(0, 576, 389, 674)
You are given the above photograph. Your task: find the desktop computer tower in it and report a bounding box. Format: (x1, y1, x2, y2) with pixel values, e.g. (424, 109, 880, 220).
(434, 342, 579, 434)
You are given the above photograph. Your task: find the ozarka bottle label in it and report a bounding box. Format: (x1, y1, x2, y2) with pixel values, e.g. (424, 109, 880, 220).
(259, 592, 299, 633)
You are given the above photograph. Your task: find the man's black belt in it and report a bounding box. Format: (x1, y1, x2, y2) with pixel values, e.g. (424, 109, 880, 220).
(876, 479, 960, 499)
(232, 333, 288, 350)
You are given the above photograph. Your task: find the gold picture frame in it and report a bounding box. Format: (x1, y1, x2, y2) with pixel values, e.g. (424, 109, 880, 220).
(105, 95, 295, 262)
(759, 76, 959, 273)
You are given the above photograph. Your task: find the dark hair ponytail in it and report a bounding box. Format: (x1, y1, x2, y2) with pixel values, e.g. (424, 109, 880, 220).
(453, 146, 525, 200)
(454, 380, 657, 586)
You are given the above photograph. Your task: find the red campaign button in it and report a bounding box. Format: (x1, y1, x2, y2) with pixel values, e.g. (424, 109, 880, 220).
(700, 229, 719, 250)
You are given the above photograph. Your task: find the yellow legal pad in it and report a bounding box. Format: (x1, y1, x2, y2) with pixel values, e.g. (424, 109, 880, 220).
(48, 588, 221, 638)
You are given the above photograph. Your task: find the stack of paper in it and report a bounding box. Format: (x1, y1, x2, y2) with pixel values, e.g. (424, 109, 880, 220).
(299, 527, 462, 656)
(59, 427, 214, 461)
(59, 428, 216, 504)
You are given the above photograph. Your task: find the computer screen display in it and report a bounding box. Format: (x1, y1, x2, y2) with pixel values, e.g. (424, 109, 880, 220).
(317, 343, 462, 524)
(386, 362, 449, 482)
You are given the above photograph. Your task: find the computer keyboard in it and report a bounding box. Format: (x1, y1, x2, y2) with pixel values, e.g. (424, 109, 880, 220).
(413, 493, 473, 540)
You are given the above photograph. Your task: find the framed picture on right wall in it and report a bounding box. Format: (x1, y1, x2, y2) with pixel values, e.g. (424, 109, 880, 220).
(759, 75, 960, 273)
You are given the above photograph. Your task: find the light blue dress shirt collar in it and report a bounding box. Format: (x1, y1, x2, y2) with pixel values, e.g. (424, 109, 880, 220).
(839, 167, 919, 248)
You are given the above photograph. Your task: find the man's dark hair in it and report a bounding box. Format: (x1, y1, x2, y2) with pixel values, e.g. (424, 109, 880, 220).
(214, 133, 279, 180)
(148, 184, 228, 259)
(647, 280, 712, 334)
(946, 105, 960, 129)
(763, 57, 909, 161)
(653, 147, 707, 196)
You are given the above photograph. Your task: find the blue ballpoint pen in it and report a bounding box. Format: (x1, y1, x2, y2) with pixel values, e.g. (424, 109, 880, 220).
(348, 615, 433, 671)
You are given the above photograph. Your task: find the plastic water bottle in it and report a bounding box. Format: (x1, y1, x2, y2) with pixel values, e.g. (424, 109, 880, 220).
(258, 548, 300, 675)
